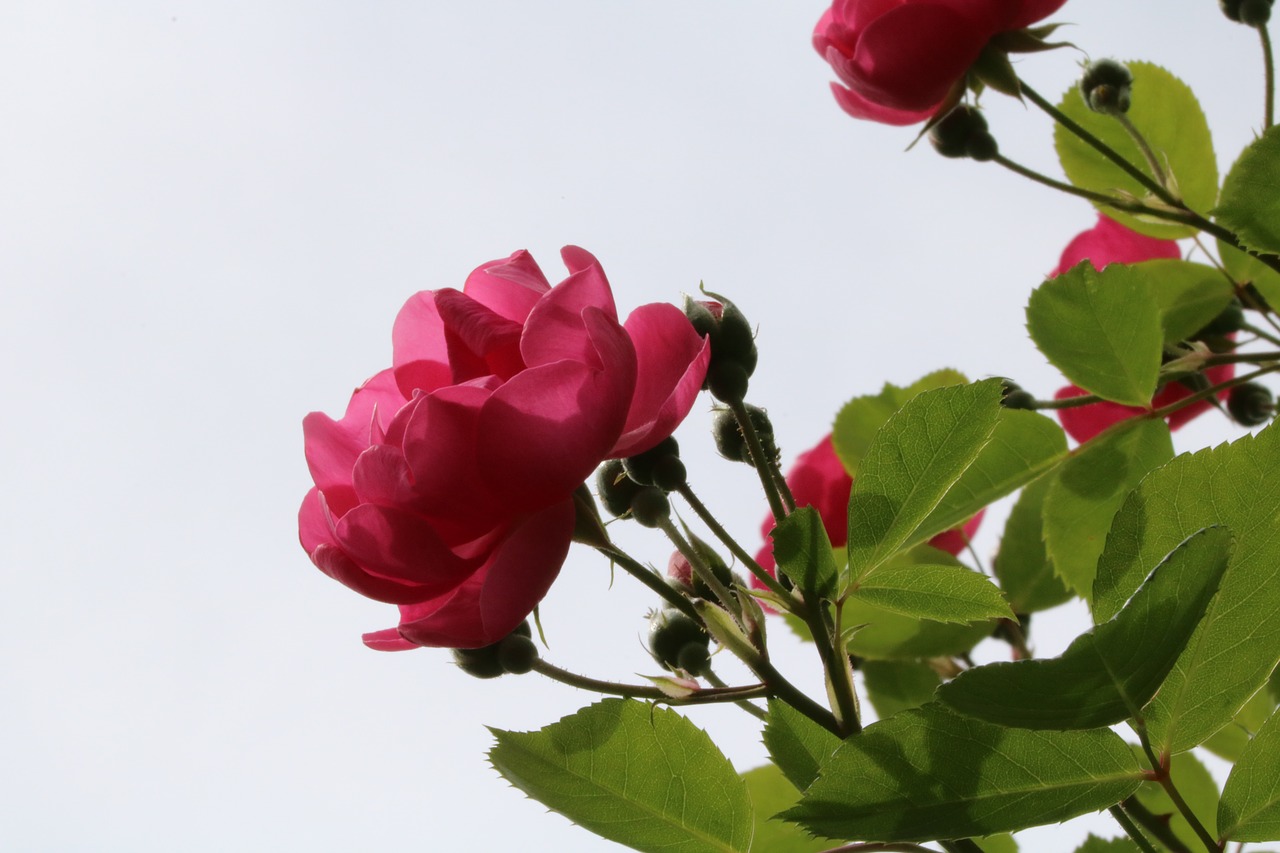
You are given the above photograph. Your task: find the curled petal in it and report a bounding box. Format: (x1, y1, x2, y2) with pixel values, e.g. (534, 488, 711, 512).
(309, 543, 436, 605)
(392, 293, 453, 398)
(521, 251, 620, 368)
(362, 628, 418, 652)
(393, 499, 576, 648)
(303, 370, 406, 491)
(333, 503, 476, 597)
(351, 444, 418, 509)
(829, 82, 939, 126)
(433, 288, 525, 382)
(463, 250, 551, 323)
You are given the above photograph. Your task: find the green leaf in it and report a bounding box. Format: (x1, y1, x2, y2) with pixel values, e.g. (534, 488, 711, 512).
(850, 563, 1014, 624)
(1202, 679, 1278, 761)
(993, 476, 1074, 614)
(1074, 836, 1140, 853)
(831, 369, 969, 477)
(739, 765, 828, 853)
(1219, 234, 1280, 311)
(1132, 748, 1219, 850)
(489, 699, 752, 853)
(845, 547, 996, 660)
(1214, 126, 1280, 257)
(845, 380, 1002, 585)
(1026, 262, 1164, 407)
(938, 527, 1233, 729)
(771, 507, 839, 600)
(762, 698, 841, 793)
(916, 408, 1068, 547)
(1220, 708, 1280, 841)
(1043, 418, 1174, 598)
(974, 834, 1019, 853)
(1094, 424, 1280, 754)
(783, 704, 1144, 842)
(1055, 61, 1217, 239)
(863, 660, 942, 721)
(1135, 259, 1235, 344)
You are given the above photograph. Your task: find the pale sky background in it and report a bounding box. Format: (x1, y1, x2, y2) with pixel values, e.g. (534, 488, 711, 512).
(1, 2, 1271, 851)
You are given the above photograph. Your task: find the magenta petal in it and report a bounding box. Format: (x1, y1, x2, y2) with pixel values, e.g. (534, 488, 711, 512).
(1054, 385, 1147, 443)
(610, 302, 711, 457)
(303, 369, 405, 491)
(334, 503, 475, 595)
(362, 628, 419, 652)
(351, 444, 417, 508)
(392, 292, 453, 398)
(299, 487, 337, 555)
(830, 82, 938, 126)
(309, 542, 436, 605)
(849, 5, 985, 111)
(1054, 215, 1181, 276)
(396, 500, 575, 648)
(521, 257, 620, 368)
(434, 288, 526, 381)
(464, 251, 551, 323)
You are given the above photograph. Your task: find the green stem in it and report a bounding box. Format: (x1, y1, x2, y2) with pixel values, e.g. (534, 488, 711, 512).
(1147, 362, 1280, 422)
(1114, 111, 1172, 195)
(1242, 321, 1280, 347)
(1263, 24, 1275, 130)
(1111, 804, 1162, 853)
(1123, 795, 1195, 853)
(597, 545, 698, 622)
(730, 398, 791, 522)
(821, 600, 862, 735)
(531, 659, 770, 706)
(1134, 723, 1221, 853)
(1200, 349, 1280, 367)
(676, 483, 793, 601)
(657, 516, 744, 623)
(704, 668, 768, 721)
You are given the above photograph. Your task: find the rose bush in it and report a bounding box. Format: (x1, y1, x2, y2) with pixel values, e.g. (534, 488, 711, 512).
(299, 247, 710, 649)
(1049, 215, 1235, 443)
(813, 0, 1067, 125)
(754, 433, 983, 575)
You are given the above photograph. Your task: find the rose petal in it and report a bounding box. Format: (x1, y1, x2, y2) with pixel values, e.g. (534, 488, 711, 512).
(362, 628, 419, 652)
(1054, 385, 1148, 443)
(309, 542, 436, 605)
(433, 288, 526, 382)
(849, 4, 989, 111)
(464, 250, 551, 323)
(520, 250, 621, 368)
(1054, 215, 1181, 276)
(392, 292, 453, 399)
(334, 503, 477, 596)
(303, 369, 406, 491)
(829, 81, 939, 126)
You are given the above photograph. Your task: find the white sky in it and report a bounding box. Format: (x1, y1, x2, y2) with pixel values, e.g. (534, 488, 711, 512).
(1, 2, 1269, 851)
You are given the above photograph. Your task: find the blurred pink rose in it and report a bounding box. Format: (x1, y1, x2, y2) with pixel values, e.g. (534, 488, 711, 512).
(754, 434, 983, 580)
(1050, 216, 1233, 443)
(300, 247, 709, 649)
(813, 0, 1067, 125)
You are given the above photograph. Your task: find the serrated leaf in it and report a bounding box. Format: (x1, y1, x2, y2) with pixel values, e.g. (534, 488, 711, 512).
(845, 546, 996, 660)
(832, 370, 969, 477)
(771, 507, 839, 600)
(1094, 425, 1280, 754)
(1132, 748, 1219, 850)
(762, 698, 841, 793)
(1027, 262, 1164, 407)
(1220, 230, 1280, 311)
(1202, 680, 1278, 761)
(783, 704, 1144, 842)
(1055, 61, 1217, 239)
(863, 660, 942, 721)
(993, 476, 1074, 614)
(917, 408, 1068, 547)
(850, 563, 1014, 624)
(739, 765, 828, 853)
(1075, 836, 1140, 853)
(489, 699, 752, 853)
(1043, 419, 1174, 597)
(975, 834, 1019, 853)
(939, 527, 1232, 729)
(846, 380, 1002, 585)
(1135, 259, 1235, 344)
(1214, 126, 1280, 257)
(1220, 708, 1280, 841)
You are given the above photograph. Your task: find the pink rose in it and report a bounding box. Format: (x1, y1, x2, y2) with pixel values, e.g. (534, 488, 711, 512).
(1049, 216, 1234, 443)
(300, 247, 710, 649)
(754, 434, 983, 579)
(813, 0, 1068, 125)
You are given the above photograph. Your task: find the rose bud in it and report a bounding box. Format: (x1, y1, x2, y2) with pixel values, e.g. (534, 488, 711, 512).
(1221, 0, 1274, 25)
(622, 436, 686, 491)
(684, 294, 759, 389)
(648, 608, 711, 676)
(452, 622, 534, 679)
(666, 537, 736, 604)
(712, 403, 775, 466)
(596, 458, 642, 518)
(1227, 382, 1276, 427)
(929, 105, 998, 161)
(1080, 59, 1133, 115)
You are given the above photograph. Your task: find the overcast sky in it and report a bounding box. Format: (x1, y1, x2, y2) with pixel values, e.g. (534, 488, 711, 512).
(1, 2, 1269, 851)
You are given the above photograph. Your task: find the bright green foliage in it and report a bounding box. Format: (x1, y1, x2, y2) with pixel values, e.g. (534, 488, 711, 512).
(771, 507, 838, 600)
(783, 704, 1144, 842)
(739, 765, 827, 853)
(1214, 126, 1280, 257)
(850, 562, 1013, 624)
(831, 369, 968, 477)
(1134, 259, 1236, 343)
(1055, 61, 1217, 239)
(845, 380, 1001, 585)
(1094, 425, 1280, 754)
(993, 476, 1073, 613)
(938, 527, 1232, 729)
(1132, 748, 1219, 850)
(1219, 237, 1280, 310)
(844, 547, 995, 659)
(1202, 680, 1277, 761)
(1220, 708, 1280, 842)
(1026, 262, 1164, 407)
(974, 834, 1018, 853)
(862, 660, 941, 721)
(916, 407, 1067, 546)
(489, 699, 752, 853)
(1074, 836, 1139, 853)
(762, 698, 841, 793)
(1043, 419, 1174, 598)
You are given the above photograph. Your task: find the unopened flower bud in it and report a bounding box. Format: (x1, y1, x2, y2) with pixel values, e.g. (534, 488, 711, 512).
(452, 622, 534, 679)
(708, 360, 750, 404)
(629, 486, 671, 528)
(1080, 59, 1133, 115)
(930, 105, 998, 161)
(622, 436, 685, 490)
(684, 293, 758, 389)
(712, 404, 774, 465)
(666, 536, 736, 603)
(648, 607, 711, 676)
(1221, 0, 1273, 25)
(1196, 300, 1246, 337)
(596, 458, 642, 517)
(1227, 382, 1276, 426)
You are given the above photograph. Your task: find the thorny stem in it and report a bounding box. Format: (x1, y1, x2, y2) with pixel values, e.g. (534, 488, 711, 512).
(1110, 804, 1162, 853)
(676, 483, 792, 601)
(531, 659, 770, 706)
(657, 516, 744, 623)
(1113, 111, 1171, 195)
(597, 545, 699, 622)
(1242, 321, 1280, 347)
(704, 667, 768, 721)
(1147, 362, 1280, 421)
(822, 600, 862, 735)
(1133, 722, 1221, 853)
(730, 398, 791, 522)
(1263, 24, 1275, 130)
